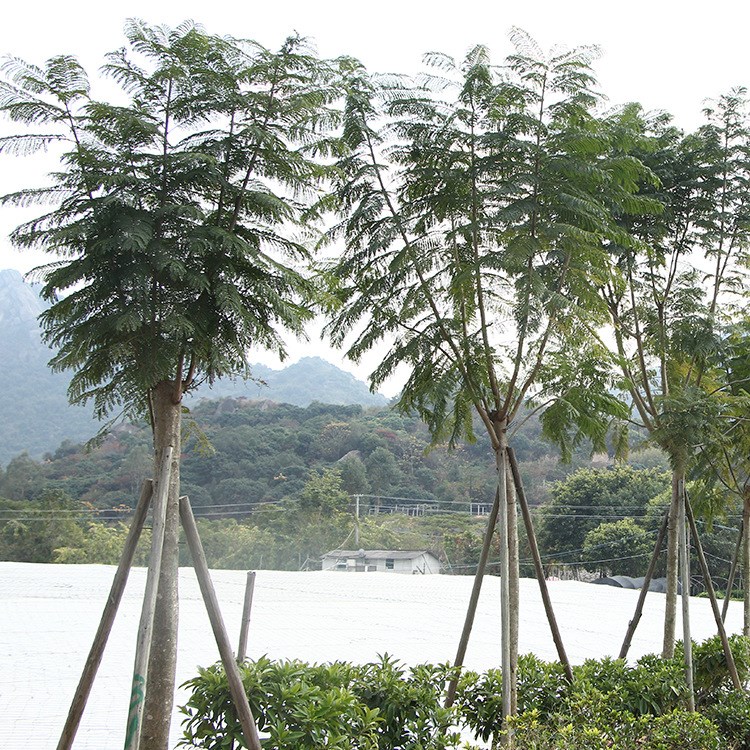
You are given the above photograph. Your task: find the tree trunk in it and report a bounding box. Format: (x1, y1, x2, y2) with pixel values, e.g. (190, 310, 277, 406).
(140, 381, 182, 750)
(662, 471, 681, 658)
(506, 458, 519, 715)
(722, 518, 743, 624)
(493, 418, 512, 737)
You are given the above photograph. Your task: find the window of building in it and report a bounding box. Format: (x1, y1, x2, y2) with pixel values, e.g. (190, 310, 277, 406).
(385, 558, 394, 570)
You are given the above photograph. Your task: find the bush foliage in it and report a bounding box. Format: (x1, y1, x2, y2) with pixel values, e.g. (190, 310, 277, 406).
(179, 636, 750, 749)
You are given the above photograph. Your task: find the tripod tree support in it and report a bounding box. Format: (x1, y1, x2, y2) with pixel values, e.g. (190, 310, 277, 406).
(180, 495, 263, 750)
(686, 498, 743, 692)
(619, 511, 669, 660)
(238, 571, 256, 662)
(56, 479, 154, 750)
(507, 447, 573, 684)
(125, 447, 173, 750)
(444, 486, 501, 708)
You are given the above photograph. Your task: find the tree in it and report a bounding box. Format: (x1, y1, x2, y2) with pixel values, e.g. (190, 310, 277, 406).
(538, 465, 668, 560)
(0, 21, 339, 748)
(581, 518, 653, 577)
(596, 92, 750, 658)
(325, 30, 643, 724)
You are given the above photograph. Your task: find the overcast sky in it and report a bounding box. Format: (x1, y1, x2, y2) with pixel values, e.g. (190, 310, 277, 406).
(1, 0, 747, 394)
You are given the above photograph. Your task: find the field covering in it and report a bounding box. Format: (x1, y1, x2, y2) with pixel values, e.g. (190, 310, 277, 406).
(0, 562, 743, 748)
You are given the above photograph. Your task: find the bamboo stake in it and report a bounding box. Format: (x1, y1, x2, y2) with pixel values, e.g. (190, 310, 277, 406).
(507, 447, 574, 683)
(237, 571, 256, 662)
(179, 495, 262, 750)
(619, 511, 669, 659)
(444, 485, 501, 707)
(686, 498, 743, 691)
(678, 479, 695, 711)
(722, 519, 743, 623)
(56, 480, 154, 750)
(125, 447, 173, 750)
(496, 436, 512, 729)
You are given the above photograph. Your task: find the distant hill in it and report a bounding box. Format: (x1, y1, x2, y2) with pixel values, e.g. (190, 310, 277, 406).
(0, 270, 388, 466)
(189, 357, 388, 408)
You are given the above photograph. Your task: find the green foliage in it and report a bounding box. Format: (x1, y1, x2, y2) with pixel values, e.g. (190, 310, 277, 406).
(180, 641, 744, 750)
(537, 465, 668, 561)
(581, 518, 653, 576)
(54, 520, 151, 565)
(0, 23, 338, 422)
(179, 656, 459, 750)
(691, 634, 750, 703)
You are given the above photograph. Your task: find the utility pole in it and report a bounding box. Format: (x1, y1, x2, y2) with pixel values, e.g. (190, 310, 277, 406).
(354, 495, 360, 545)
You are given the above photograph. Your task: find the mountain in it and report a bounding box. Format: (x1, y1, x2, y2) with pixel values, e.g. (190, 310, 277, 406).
(190, 357, 388, 408)
(0, 270, 388, 466)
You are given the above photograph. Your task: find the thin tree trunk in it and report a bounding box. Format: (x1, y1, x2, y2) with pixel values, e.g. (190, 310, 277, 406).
(506, 459, 519, 715)
(619, 511, 669, 659)
(507, 447, 573, 683)
(663, 472, 681, 658)
(494, 419, 512, 739)
(685, 498, 742, 691)
(722, 518, 743, 624)
(677, 476, 695, 711)
(140, 381, 182, 750)
(744, 498, 750, 637)
(444, 486, 501, 708)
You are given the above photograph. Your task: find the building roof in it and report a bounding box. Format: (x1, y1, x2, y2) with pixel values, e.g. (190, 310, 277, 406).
(322, 549, 437, 561)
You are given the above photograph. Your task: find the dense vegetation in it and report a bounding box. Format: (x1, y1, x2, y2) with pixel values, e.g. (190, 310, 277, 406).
(179, 635, 750, 749)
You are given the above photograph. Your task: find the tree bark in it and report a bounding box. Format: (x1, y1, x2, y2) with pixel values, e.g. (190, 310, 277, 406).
(140, 381, 182, 750)
(662, 471, 681, 658)
(506, 459, 519, 715)
(493, 417, 512, 738)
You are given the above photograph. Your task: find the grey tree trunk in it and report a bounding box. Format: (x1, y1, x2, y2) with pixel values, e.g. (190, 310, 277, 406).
(662, 472, 681, 659)
(506, 460, 519, 715)
(493, 419, 512, 737)
(140, 381, 182, 750)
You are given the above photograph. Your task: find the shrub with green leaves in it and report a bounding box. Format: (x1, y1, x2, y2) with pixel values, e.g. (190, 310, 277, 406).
(179, 656, 459, 750)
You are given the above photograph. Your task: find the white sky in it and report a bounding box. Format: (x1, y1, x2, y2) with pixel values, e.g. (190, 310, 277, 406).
(0, 0, 748, 394)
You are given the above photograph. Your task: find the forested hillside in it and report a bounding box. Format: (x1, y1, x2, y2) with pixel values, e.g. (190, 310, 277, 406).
(0, 399, 571, 511)
(0, 271, 387, 465)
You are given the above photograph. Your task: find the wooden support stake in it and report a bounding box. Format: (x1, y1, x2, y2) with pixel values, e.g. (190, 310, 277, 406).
(619, 511, 669, 659)
(56, 480, 154, 750)
(678, 479, 695, 711)
(723, 519, 744, 623)
(444, 485, 501, 708)
(125, 447, 173, 750)
(686, 498, 743, 691)
(507, 447, 574, 683)
(179, 495, 262, 750)
(237, 571, 256, 662)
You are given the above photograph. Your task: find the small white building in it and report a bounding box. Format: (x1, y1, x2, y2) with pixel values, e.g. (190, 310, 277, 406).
(321, 549, 441, 574)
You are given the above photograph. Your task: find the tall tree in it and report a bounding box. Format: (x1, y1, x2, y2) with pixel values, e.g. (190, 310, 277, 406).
(597, 91, 750, 660)
(325, 30, 641, 726)
(0, 21, 338, 748)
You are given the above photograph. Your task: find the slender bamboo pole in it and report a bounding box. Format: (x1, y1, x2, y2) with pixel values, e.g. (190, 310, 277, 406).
(237, 571, 256, 662)
(496, 428, 512, 731)
(507, 447, 573, 683)
(179, 495, 262, 750)
(56, 480, 153, 750)
(678, 478, 695, 711)
(686, 498, 743, 691)
(722, 519, 743, 623)
(619, 511, 669, 659)
(125, 447, 173, 750)
(444, 486, 501, 707)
